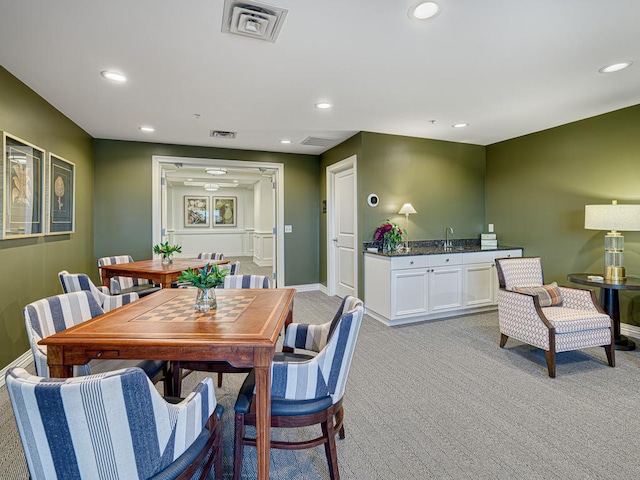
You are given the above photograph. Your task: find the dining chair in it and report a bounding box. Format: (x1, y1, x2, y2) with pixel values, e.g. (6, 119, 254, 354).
(97, 255, 161, 296)
(6, 366, 223, 480)
(233, 298, 365, 480)
(495, 256, 615, 377)
(220, 261, 240, 276)
(197, 252, 225, 260)
(24, 291, 171, 392)
(58, 270, 139, 312)
(172, 275, 272, 395)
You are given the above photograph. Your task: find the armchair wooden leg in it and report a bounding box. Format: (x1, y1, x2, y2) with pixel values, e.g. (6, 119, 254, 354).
(499, 333, 509, 348)
(604, 343, 615, 367)
(217, 372, 223, 388)
(321, 409, 340, 480)
(336, 406, 345, 439)
(233, 413, 246, 480)
(544, 350, 556, 378)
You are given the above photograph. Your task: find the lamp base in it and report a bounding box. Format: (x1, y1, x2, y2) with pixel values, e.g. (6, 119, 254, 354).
(605, 266, 626, 282)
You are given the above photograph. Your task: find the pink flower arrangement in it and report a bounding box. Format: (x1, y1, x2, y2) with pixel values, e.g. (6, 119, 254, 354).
(374, 220, 403, 251)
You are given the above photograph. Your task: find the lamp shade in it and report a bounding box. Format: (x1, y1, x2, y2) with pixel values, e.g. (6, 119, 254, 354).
(398, 203, 417, 215)
(585, 201, 640, 231)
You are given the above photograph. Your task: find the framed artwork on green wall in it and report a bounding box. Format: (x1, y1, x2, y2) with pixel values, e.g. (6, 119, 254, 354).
(213, 196, 236, 226)
(184, 195, 209, 227)
(47, 153, 75, 234)
(1, 132, 46, 239)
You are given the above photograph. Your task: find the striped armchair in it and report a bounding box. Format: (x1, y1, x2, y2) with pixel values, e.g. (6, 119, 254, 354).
(495, 256, 615, 377)
(6, 367, 223, 480)
(219, 261, 240, 276)
(220, 274, 270, 289)
(24, 291, 169, 392)
(197, 252, 225, 260)
(233, 297, 365, 480)
(97, 255, 161, 297)
(58, 270, 139, 312)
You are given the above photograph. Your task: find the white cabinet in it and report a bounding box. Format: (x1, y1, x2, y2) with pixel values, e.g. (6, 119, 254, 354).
(429, 254, 463, 313)
(391, 268, 429, 318)
(462, 249, 523, 307)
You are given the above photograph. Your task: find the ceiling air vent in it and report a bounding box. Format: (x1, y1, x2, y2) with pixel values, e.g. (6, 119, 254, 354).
(301, 136, 336, 147)
(222, 0, 288, 43)
(210, 130, 237, 139)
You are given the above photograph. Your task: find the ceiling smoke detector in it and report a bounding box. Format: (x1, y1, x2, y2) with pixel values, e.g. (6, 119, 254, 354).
(222, 0, 288, 43)
(210, 130, 237, 139)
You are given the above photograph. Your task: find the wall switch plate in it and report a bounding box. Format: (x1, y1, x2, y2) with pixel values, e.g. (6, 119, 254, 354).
(284, 225, 292, 233)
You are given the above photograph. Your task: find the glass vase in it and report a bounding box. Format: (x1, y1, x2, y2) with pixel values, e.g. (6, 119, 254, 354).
(162, 254, 172, 265)
(195, 287, 217, 313)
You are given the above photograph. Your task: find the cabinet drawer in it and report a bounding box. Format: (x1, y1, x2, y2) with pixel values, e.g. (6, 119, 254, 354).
(391, 256, 429, 270)
(463, 251, 495, 264)
(495, 249, 522, 259)
(430, 253, 462, 267)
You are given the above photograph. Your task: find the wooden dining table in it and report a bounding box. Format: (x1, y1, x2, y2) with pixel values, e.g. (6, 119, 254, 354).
(99, 258, 228, 289)
(40, 287, 295, 480)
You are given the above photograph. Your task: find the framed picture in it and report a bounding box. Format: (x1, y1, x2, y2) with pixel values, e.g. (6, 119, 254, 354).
(47, 153, 75, 234)
(184, 195, 210, 227)
(1, 132, 46, 239)
(213, 196, 237, 226)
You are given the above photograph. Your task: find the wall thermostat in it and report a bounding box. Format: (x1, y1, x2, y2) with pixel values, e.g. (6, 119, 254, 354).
(367, 193, 379, 207)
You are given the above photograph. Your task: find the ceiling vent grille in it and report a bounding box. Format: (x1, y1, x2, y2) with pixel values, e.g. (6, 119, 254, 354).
(301, 136, 336, 147)
(210, 130, 237, 139)
(222, 0, 288, 43)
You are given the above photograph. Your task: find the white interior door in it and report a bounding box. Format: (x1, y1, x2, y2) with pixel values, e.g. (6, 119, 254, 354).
(328, 156, 357, 298)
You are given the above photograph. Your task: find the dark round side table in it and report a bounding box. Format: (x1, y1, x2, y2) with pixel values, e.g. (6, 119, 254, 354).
(567, 273, 640, 351)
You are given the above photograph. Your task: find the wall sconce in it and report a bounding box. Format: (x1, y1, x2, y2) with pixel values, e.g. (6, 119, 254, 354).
(585, 200, 640, 281)
(398, 203, 417, 252)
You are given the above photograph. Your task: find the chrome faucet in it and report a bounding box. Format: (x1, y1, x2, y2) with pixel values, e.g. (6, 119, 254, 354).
(445, 227, 454, 249)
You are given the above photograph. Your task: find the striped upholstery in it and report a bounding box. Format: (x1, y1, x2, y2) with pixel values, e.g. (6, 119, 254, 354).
(197, 252, 224, 260)
(220, 274, 269, 289)
(219, 261, 240, 276)
(284, 295, 363, 353)
(6, 367, 220, 480)
(495, 257, 614, 377)
(97, 255, 152, 294)
(58, 270, 139, 312)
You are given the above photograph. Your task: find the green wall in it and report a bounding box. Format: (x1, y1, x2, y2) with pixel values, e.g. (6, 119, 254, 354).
(93, 140, 320, 286)
(486, 104, 640, 325)
(0, 67, 94, 369)
(320, 131, 486, 295)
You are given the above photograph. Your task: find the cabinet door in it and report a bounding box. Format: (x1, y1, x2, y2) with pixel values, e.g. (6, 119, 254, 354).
(463, 263, 495, 307)
(429, 266, 463, 312)
(391, 268, 429, 318)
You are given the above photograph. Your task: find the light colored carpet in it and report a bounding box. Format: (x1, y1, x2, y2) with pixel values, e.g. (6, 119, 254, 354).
(2, 291, 640, 479)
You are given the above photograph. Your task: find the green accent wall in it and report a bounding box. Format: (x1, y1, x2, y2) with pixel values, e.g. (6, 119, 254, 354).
(486, 104, 640, 326)
(93, 140, 320, 286)
(0, 67, 94, 369)
(320, 131, 486, 296)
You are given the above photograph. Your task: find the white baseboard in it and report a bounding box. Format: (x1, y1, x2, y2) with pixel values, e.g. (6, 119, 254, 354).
(620, 322, 640, 341)
(0, 350, 33, 388)
(319, 284, 329, 295)
(252, 258, 273, 267)
(283, 283, 322, 292)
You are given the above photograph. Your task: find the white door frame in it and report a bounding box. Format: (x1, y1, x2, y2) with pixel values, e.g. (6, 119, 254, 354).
(152, 155, 285, 288)
(327, 155, 358, 297)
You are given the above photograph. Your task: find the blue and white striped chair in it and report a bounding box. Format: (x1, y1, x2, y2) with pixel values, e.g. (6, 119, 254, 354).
(6, 366, 223, 480)
(219, 261, 240, 276)
(24, 291, 170, 392)
(98, 255, 161, 297)
(197, 252, 225, 260)
(220, 274, 270, 289)
(58, 270, 139, 312)
(233, 297, 365, 480)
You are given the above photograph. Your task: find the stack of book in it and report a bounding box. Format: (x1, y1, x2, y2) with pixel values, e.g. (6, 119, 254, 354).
(481, 233, 498, 249)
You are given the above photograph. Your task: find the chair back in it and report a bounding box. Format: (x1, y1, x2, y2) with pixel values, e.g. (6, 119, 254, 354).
(58, 270, 138, 311)
(97, 255, 150, 292)
(5, 366, 212, 480)
(218, 261, 240, 276)
(221, 274, 270, 289)
(24, 291, 104, 376)
(198, 252, 225, 260)
(495, 256, 544, 289)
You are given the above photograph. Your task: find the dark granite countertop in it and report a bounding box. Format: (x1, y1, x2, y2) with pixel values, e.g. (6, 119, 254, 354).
(363, 240, 522, 257)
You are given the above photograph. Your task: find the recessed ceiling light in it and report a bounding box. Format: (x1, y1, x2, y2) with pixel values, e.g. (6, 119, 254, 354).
(138, 126, 155, 132)
(187, 178, 193, 181)
(280, 139, 292, 144)
(452, 123, 469, 128)
(101, 70, 127, 83)
(205, 168, 227, 176)
(314, 102, 332, 109)
(233, 180, 239, 183)
(204, 183, 219, 191)
(598, 62, 632, 73)
(408, 2, 440, 21)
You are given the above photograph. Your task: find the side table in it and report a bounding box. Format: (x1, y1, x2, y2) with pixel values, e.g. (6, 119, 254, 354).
(567, 273, 640, 351)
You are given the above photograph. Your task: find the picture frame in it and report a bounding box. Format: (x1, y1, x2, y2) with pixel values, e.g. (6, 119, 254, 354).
(1, 132, 46, 239)
(184, 195, 210, 227)
(213, 196, 237, 227)
(47, 153, 75, 234)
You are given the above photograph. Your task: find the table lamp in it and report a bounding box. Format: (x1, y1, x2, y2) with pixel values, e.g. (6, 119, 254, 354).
(584, 200, 640, 281)
(398, 203, 417, 252)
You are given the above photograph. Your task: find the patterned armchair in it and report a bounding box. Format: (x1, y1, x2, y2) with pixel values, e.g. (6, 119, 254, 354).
(495, 256, 614, 377)
(24, 291, 170, 392)
(58, 270, 139, 312)
(97, 255, 161, 297)
(6, 366, 223, 480)
(197, 252, 225, 260)
(233, 297, 365, 480)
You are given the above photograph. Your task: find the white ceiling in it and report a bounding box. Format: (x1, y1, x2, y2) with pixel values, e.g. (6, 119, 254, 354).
(1, 0, 639, 155)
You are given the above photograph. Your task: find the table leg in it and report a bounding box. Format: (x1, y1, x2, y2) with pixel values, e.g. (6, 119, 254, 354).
(601, 287, 636, 351)
(254, 351, 273, 480)
(47, 346, 73, 378)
